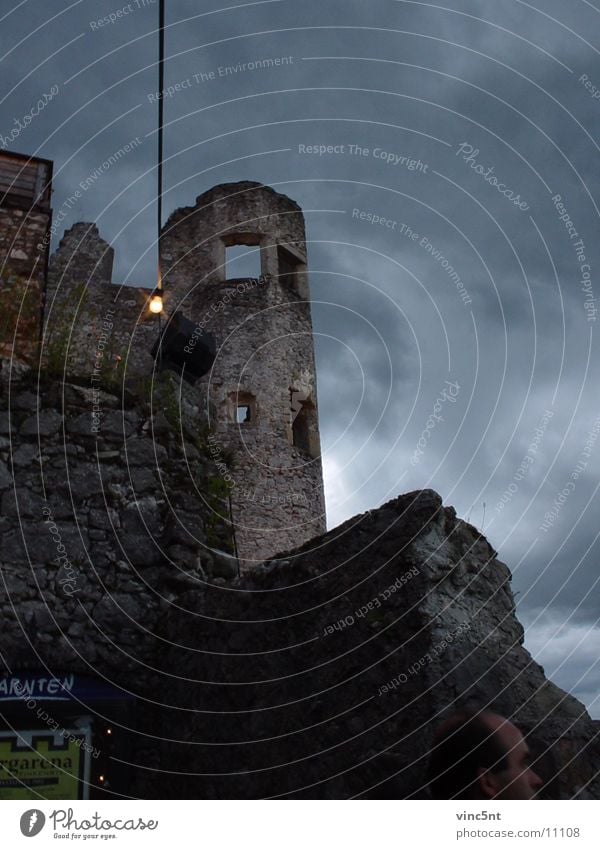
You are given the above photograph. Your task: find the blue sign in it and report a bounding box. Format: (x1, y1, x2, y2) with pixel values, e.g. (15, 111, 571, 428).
(0, 673, 133, 703)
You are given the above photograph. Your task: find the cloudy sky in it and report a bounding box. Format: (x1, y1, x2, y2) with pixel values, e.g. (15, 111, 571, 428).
(2, 0, 599, 718)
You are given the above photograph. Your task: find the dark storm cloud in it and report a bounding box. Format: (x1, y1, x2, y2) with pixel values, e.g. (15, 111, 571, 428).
(1, 0, 598, 716)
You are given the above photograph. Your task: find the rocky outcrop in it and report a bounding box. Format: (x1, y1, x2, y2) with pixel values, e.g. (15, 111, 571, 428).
(161, 489, 599, 799)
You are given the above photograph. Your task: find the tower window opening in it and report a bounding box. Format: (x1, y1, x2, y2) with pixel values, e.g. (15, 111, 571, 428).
(228, 390, 256, 424)
(237, 405, 251, 423)
(277, 244, 302, 289)
(291, 398, 318, 457)
(223, 234, 262, 280)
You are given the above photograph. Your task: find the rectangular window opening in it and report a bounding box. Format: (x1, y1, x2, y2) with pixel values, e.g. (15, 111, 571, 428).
(277, 245, 301, 288)
(225, 244, 261, 281)
(236, 405, 252, 423)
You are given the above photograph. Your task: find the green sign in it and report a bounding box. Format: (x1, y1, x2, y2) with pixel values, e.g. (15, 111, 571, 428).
(0, 731, 89, 800)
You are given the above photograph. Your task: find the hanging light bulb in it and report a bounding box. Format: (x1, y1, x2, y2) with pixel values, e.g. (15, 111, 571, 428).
(149, 266, 164, 314)
(149, 290, 163, 314)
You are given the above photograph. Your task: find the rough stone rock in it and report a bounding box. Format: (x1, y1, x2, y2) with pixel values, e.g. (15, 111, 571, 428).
(99, 409, 139, 438)
(92, 592, 150, 625)
(0, 462, 13, 490)
(1, 570, 33, 599)
(65, 413, 97, 438)
(0, 359, 31, 386)
(205, 548, 240, 579)
(97, 450, 120, 462)
(87, 545, 115, 569)
(148, 411, 171, 437)
(59, 466, 105, 501)
(123, 437, 168, 467)
(10, 443, 38, 467)
(19, 410, 64, 437)
(121, 498, 161, 535)
(129, 468, 157, 493)
(44, 494, 79, 520)
(166, 545, 200, 570)
(1, 487, 45, 518)
(62, 384, 120, 410)
(0, 412, 15, 435)
(165, 511, 204, 546)
(89, 507, 120, 531)
(0, 529, 27, 564)
(11, 391, 40, 412)
(116, 533, 163, 568)
(19, 600, 55, 631)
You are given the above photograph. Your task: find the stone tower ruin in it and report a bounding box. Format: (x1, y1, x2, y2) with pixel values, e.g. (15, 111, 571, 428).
(2, 161, 327, 567)
(160, 181, 327, 565)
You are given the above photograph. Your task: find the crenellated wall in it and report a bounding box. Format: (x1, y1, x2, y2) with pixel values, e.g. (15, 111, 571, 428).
(44, 222, 155, 383)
